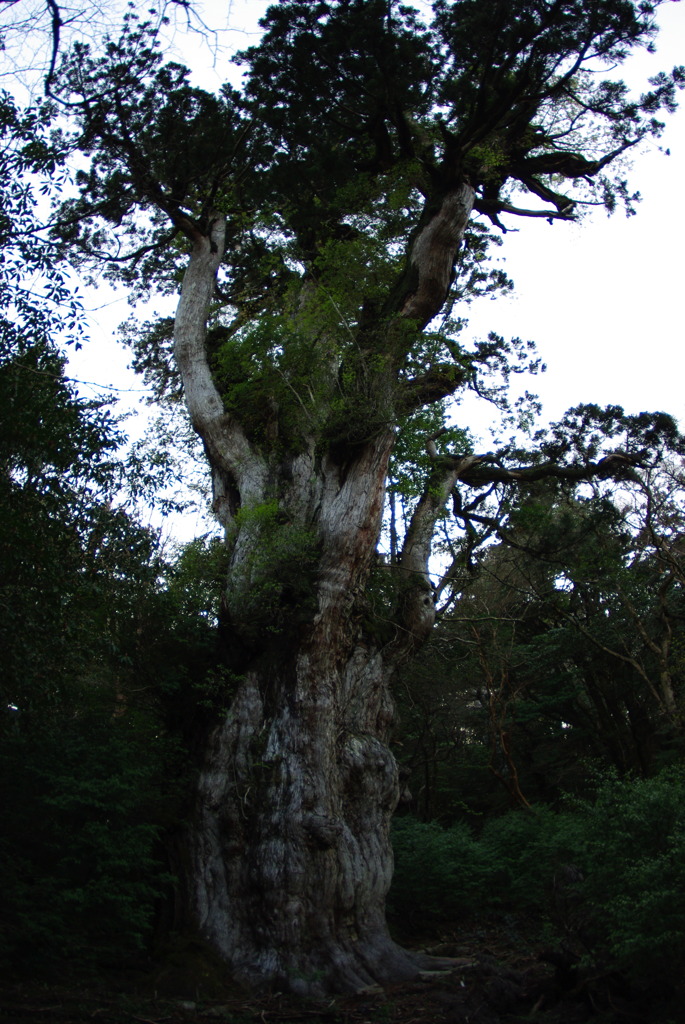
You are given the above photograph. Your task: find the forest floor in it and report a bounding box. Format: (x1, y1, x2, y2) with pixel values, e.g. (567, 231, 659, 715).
(0, 927, 669, 1024)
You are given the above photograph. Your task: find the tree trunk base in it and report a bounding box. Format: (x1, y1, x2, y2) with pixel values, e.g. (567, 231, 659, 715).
(183, 628, 437, 997)
(209, 936, 457, 997)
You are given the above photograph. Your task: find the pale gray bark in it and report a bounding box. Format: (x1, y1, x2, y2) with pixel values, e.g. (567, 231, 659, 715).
(170, 189, 477, 994)
(173, 216, 268, 530)
(400, 184, 475, 329)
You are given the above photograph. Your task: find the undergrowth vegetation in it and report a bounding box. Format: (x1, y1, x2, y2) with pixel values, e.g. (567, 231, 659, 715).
(389, 766, 685, 995)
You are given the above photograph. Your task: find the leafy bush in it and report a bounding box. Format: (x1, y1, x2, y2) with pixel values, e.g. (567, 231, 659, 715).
(390, 767, 685, 989)
(565, 767, 685, 986)
(387, 817, 493, 927)
(478, 804, 577, 913)
(0, 711, 181, 974)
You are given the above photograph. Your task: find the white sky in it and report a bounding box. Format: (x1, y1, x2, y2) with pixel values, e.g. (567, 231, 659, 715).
(7, 0, 682, 533)
(460, 1, 685, 442)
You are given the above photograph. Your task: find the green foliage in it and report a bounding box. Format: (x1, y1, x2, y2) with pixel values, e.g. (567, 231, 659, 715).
(0, 711, 180, 972)
(0, 359, 158, 715)
(12, 4, 684, 991)
(0, 91, 150, 715)
(567, 768, 685, 985)
(0, 352, 209, 974)
(49, 0, 685, 463)
(238, 0, 435, 223)
(392, 407, 470, 501)
(0, 92, 213, 976)
(390, 767, 685, 991)
(388, 817, 491, 928)
(478, 805, 579, 911)
(0, 91, 83, 348)
(0, 338, 194, 973)
(224, 501, 320, 636)
(388, 806, 575, 925)
(210, 314, 324, 451)
(534, 404, 685, 466)
(395, 404, 685, 817)
(165, 534, 228, 626)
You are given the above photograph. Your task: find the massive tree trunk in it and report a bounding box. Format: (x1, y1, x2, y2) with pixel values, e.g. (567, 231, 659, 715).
(185, 435, 413, 995)
(173, 192, 474, 994)
(186, 494, 415, 995)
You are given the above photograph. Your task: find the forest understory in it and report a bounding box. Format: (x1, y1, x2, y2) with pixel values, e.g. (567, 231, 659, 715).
(2, 914, 682, 1024)
(0, 938, 673, 1024)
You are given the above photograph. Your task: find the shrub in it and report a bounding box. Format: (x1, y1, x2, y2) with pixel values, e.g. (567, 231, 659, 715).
(390, 767, 685, 993)
(387, 817, 492, 927)
(567, 767, 685, 987)
(479, 804, 580, 913)
(0, 711, 180, 974)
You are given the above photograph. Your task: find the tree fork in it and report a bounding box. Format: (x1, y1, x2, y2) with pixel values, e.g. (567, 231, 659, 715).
(174, 252, 445, 988)
(50, 0, 684, 994)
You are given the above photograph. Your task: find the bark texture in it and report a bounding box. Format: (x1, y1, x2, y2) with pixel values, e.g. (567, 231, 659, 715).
(184, 432, 423, 994)
(399, 185, 475, 329)
(173, 195, 474, 993)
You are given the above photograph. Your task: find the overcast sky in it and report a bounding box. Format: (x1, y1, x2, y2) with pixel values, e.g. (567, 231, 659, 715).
(58, 0, 685, 521)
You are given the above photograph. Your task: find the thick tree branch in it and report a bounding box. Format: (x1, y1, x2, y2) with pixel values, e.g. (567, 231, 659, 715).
(391, 455, 488, 650)
(516, 140, 637, 180)
(398, 364, 467, 415)
(474, 197, 576, 226)
(393, 450, 643, 648)
(390, 183, 475, 332)
(454, 451, 642, 488)
(173, 214, 267, 526)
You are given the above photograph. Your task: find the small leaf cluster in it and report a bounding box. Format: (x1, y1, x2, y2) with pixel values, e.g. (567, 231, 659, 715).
(224, 500, 320, 638)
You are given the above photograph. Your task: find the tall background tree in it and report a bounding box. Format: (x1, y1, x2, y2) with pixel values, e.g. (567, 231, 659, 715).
(394, 410, 685, 821)
(38, 0, 685, 995)
(0, 87, 177, 971)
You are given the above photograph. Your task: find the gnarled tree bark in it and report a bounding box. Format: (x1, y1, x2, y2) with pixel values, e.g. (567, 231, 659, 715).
(172, 193, 650, 994)
(173, 194, 476, 994)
